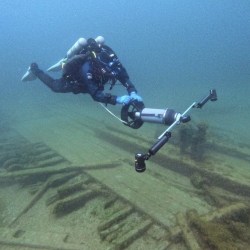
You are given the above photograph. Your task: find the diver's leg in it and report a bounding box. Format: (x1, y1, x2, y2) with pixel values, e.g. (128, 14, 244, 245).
(30, 63, 69, 93)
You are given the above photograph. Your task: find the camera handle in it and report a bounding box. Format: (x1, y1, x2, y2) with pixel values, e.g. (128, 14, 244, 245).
(134, 89, 217, 172)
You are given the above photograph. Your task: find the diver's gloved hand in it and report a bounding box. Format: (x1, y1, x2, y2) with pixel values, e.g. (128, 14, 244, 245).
(116, 95, 132, 105)
(130, 92, 143, 102)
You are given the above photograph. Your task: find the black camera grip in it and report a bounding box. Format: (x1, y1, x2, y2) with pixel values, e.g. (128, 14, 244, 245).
(149, 132, 171, 155)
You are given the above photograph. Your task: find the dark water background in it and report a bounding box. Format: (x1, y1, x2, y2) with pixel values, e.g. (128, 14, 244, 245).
(0, 0, 250, 141)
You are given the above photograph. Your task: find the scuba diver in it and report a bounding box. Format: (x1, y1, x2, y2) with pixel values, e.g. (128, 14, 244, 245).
(21, 36, 143, 106)
(21, 36, 218, 172)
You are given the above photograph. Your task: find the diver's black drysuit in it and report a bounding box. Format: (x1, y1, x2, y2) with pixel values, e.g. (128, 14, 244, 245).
(31, 43, 137, 105)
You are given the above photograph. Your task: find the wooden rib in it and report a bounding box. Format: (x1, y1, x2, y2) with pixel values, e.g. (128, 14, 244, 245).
(170, 202, 249, 242)
(0, 160, 122, 179)
(112, 219, 153, 250)
(0, 239, 81, 250)
(98, 207, 133, 232)
(176, 213, 201, 250)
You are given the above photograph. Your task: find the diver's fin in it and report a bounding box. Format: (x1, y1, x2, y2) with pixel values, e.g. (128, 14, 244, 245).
(47, 58, 66, 72)
(21, 66, 37, 82)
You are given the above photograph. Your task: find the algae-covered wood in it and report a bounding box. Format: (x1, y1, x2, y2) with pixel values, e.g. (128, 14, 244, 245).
(0, 101, 250, 249)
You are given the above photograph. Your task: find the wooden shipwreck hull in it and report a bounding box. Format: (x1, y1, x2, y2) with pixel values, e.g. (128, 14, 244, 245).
(0, 113, 250, 250)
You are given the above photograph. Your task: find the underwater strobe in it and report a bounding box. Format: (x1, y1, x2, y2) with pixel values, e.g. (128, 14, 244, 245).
(121, 89, 218, 172)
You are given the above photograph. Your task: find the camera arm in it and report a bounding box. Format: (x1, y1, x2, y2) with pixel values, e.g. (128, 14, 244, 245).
(134, 89, 218, 172)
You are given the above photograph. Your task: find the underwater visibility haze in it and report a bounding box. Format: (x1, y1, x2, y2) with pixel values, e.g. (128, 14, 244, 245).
(0, 1, 250, 249)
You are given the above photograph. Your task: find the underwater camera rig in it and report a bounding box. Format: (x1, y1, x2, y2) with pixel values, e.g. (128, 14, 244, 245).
(121, 89, 218, 172)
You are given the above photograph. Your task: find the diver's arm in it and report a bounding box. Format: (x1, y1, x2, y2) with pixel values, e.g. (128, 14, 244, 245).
(101, 45, 138, 94)
(115, 65, 143, 103)
(88, 83, 117, 105)
(116, 67, 137, 94)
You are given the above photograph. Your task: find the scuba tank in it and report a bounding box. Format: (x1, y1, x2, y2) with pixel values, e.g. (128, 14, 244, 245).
(95, 36, 105, 46)
(47, 36, 105, 72)
(66, 37, 87, 59)
(47, 58, 67, 72)
(22, 36, 106, 81)
(47, 37, 87, 72)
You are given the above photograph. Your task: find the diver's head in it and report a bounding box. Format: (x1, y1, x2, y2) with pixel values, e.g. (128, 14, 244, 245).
(95, 36, 105, 46)
(87, 38, 100, 52)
